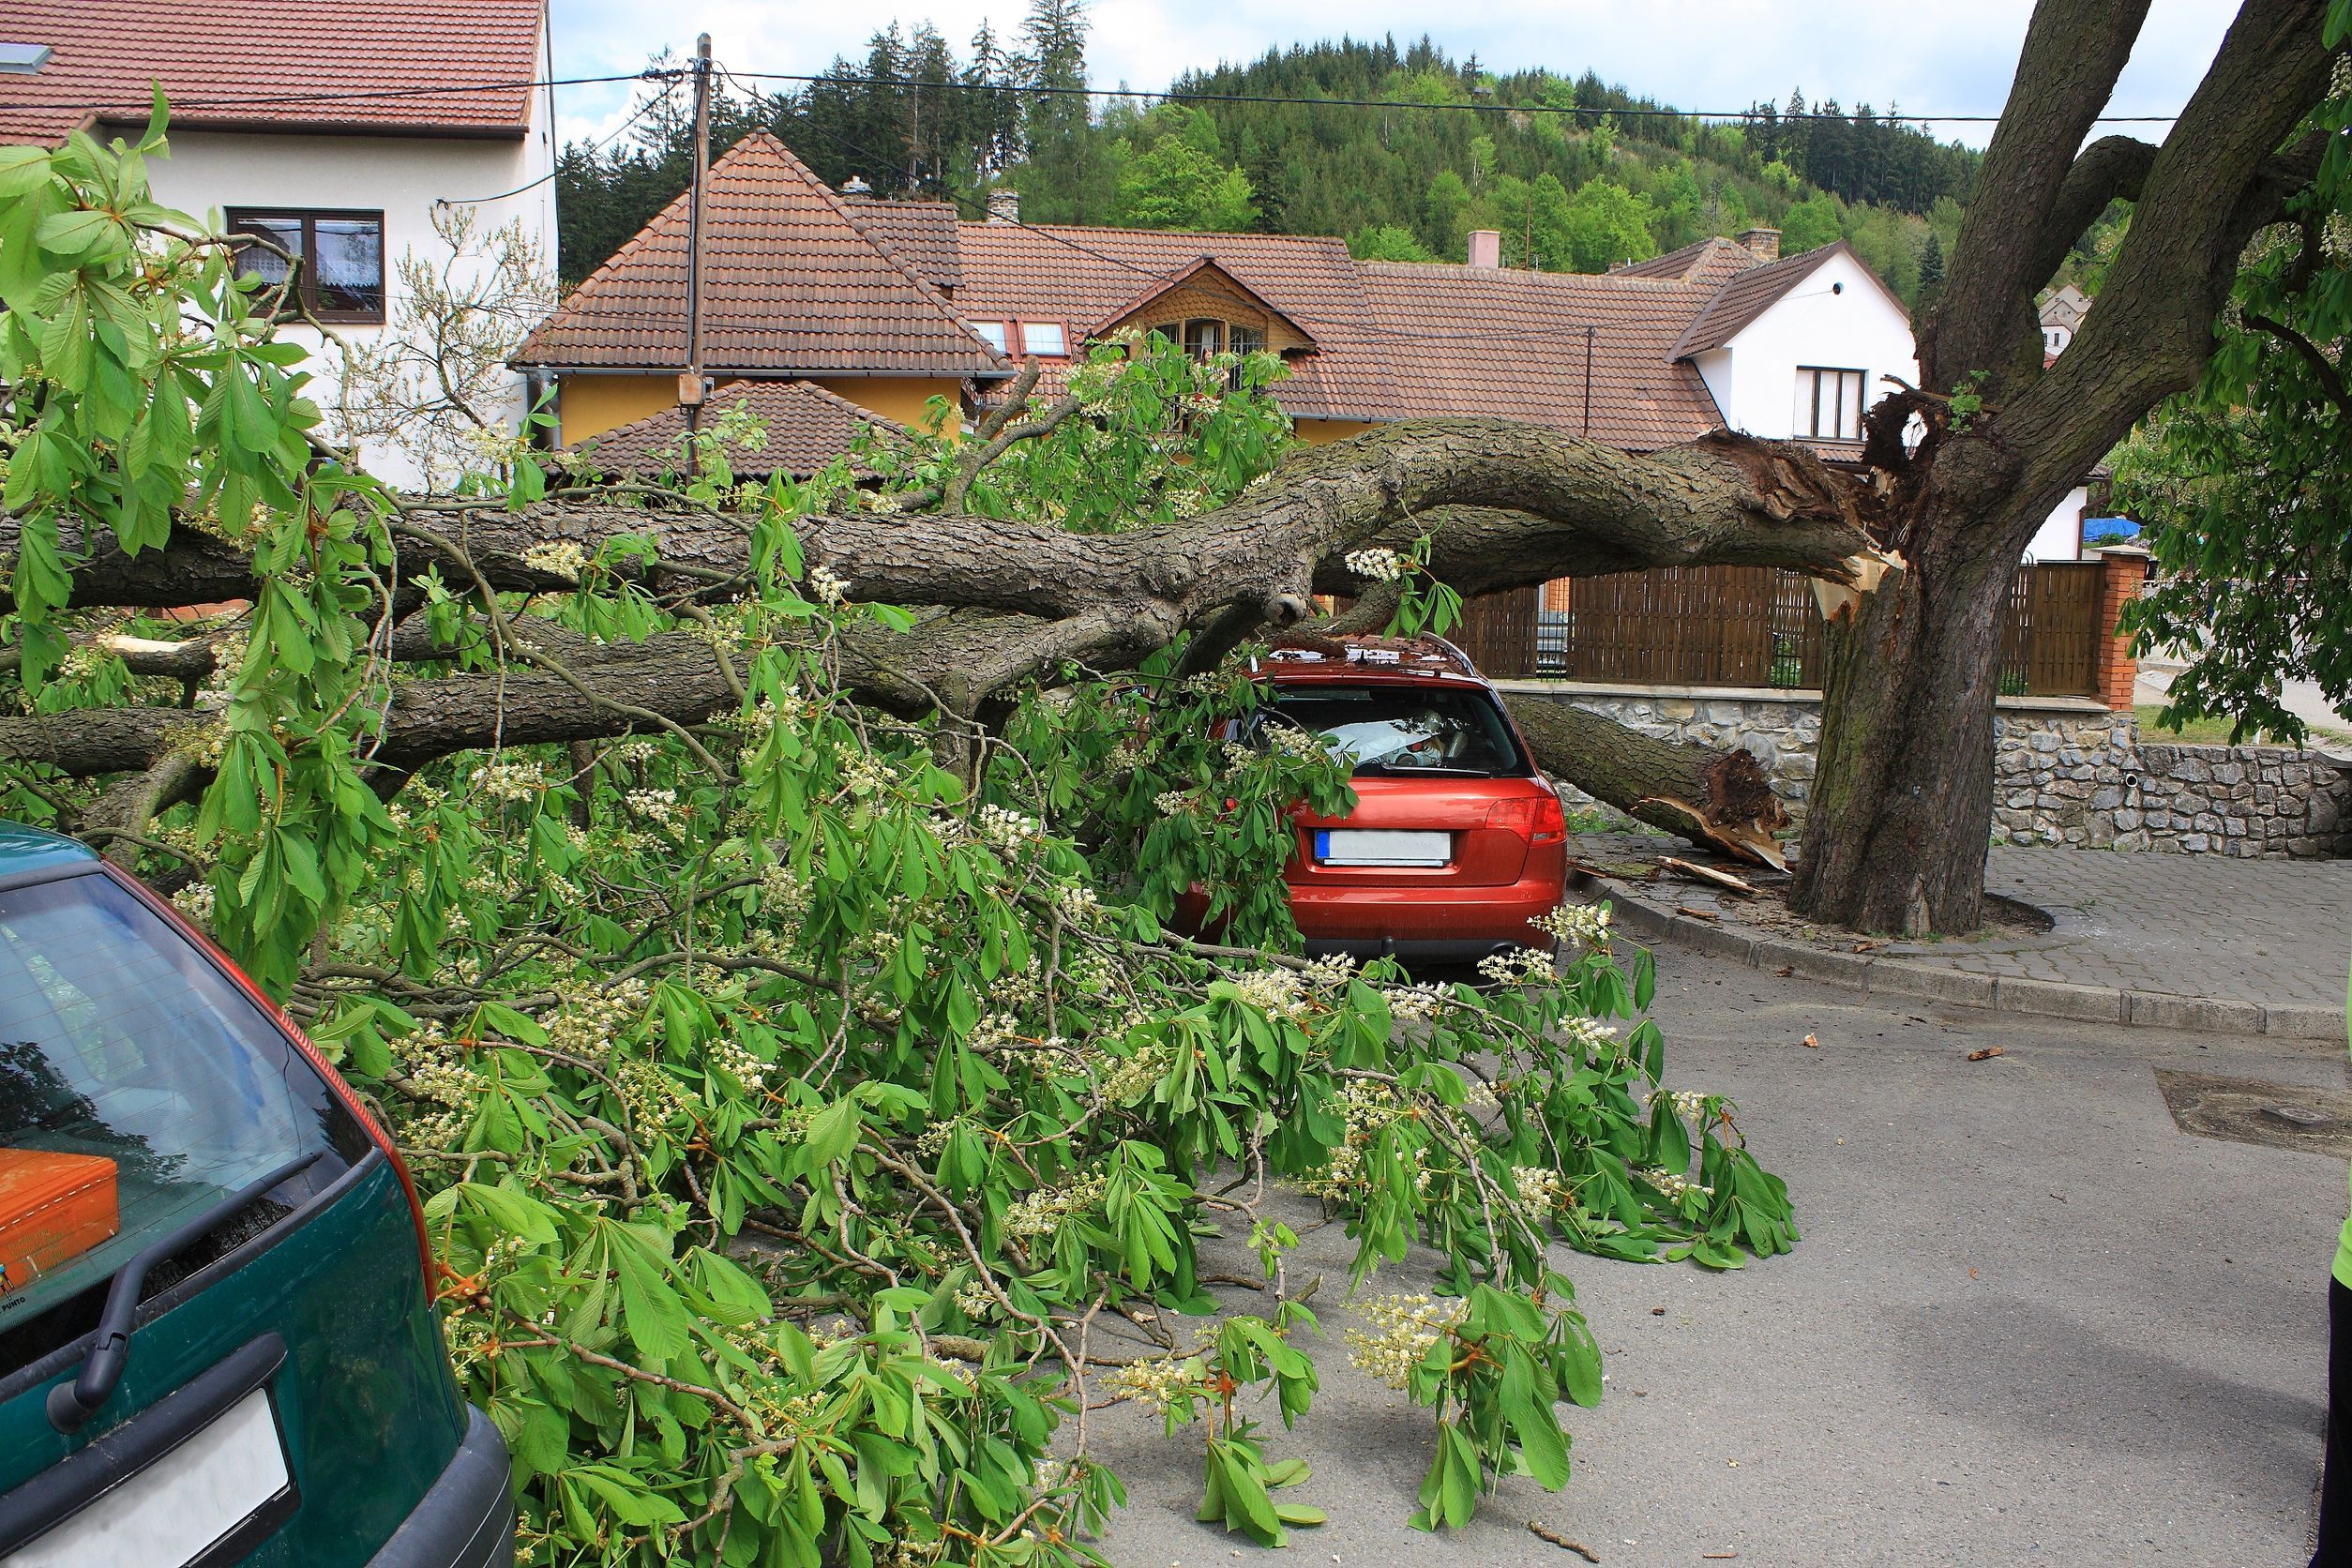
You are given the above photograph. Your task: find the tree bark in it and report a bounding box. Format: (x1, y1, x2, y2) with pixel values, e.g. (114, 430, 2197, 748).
(1504, 696, 1788, 865)
(1790, 0, 2336, 934)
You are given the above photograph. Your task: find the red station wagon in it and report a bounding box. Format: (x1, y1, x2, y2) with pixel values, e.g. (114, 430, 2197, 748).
(1206, 635, 1569, 961)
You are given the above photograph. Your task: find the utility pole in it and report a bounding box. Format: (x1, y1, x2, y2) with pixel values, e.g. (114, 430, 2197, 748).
(681, 33, 713, 451)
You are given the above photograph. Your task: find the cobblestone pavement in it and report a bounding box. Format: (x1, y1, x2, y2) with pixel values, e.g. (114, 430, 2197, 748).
(1578, 834, 2352, 1012)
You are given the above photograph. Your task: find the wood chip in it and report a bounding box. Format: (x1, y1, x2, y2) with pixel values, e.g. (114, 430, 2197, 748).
(1659, 856, 1756, 896)
(1802, 1033, 1819, 1048)
(1967, 1046, 2006, 1062)
(1675, 905, 1720, 921)
(1527, 1522, 1601, 1561)
(1774, 965, 1794, 977)
(1704, 1554, 1741, 1560)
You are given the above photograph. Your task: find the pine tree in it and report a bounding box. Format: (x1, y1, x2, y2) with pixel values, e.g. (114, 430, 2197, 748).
(1919, 230, 1945, 288)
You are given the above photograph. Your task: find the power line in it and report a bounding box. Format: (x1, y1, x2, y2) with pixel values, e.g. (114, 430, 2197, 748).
(720, 68, 2184, 127)
(437, 77, 684, 209)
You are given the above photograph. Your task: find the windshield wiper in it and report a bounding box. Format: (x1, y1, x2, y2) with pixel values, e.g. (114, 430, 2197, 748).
(47, 1151, 323, 1433)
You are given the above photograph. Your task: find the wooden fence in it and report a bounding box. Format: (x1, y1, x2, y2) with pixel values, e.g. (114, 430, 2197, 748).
(1454, 561, 2108, 698)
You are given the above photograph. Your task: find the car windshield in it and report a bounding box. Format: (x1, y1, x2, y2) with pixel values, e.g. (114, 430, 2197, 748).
(1260, 685, 1529, 776)
(0, 871, 353, 1340)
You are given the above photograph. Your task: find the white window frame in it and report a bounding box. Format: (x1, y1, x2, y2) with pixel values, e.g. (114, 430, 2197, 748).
(1016, 321, 1068, 358)
(1795, 366, 1867, 441)
(971, 321, 1010, 354)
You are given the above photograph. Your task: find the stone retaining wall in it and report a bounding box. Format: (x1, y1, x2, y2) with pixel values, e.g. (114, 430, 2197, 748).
(1501, 681, 2352, 859)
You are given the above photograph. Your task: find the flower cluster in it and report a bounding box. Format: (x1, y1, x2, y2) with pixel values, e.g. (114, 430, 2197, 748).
(1380, 982, 1455, 1021)
(952, 1278, 995, 1319)
(172, 882, 218, 926)
(1640, 1166, 1714, 1203)
(626, 787, 687, 829)
(1153, 790, 1192, 818)
(975, 804, 1040, 849)
(1663, 1089, 1712, 1123)
(1302, 952, 1356, 989)
(1229, 968, 1311, 1023)
(705, 1036, 770, 1094)
(1530, 901, 1612, 949)
(1052, 883, 1101, 926)
(1106, 1355, 1199, 1416)
(467, 758, 548, 804)
(521, 539, 587, 579)
(1476, 946, 1559, 987)
(838, 748, 896, 797)
(1260, 721, 1330, 761)
(1302, 1079, 1412, 1199)
(1002, 1169, 1108, 1241)
(1096, 1044, 1168, 1106)
(807, 565, 850, 607)
(1343, 547, 1409, 582)
(1512, 1165, 1565, 1213)
(1346, 1294, 1463, 1391)
(544, 980, 651, 1059)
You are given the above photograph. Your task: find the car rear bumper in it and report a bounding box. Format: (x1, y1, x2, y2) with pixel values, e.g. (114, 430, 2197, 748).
(1288, 875, 1563, 957)
(368, 1405, 514, 1568)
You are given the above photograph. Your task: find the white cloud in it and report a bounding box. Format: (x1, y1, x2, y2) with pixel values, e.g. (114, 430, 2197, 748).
(547, 0, 2240, 154)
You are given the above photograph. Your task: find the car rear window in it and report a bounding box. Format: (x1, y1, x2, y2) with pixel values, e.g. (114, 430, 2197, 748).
(0, 871, 356, 1345)
(1261, 685, 1530, 777)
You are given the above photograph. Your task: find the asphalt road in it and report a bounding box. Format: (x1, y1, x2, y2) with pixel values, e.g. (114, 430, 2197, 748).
(1079, 954, 2346, 1567)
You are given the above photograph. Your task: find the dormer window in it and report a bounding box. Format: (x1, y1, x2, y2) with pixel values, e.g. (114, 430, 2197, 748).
(972, 321, 1068, 359)
(1795, 366, 1866, 442)
(1182, 319, 1224, 360)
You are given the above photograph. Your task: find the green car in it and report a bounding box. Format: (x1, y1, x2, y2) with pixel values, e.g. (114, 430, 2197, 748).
(0, 822, 512, 1565)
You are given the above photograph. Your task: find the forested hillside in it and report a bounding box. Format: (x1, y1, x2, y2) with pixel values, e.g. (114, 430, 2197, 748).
(555, 12, 1984, 301)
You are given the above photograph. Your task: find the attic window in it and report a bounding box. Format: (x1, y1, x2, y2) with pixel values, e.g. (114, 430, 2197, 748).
(0, 43, 51, 74)
(1018, 322, 1067, 357)
(971, 322, 1010, 354)
(1795, 366, 1866, 442)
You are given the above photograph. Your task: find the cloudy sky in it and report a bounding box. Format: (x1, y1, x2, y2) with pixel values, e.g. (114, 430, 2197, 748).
(547, 0, 2241, 153)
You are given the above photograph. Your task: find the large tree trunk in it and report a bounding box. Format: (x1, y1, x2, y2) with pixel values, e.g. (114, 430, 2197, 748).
(1784, 0, 2333, 935)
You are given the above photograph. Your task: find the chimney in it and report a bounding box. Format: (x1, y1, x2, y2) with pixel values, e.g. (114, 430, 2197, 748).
(987, 188, 1020, 224)
(1467, 229, 1501, 269)
(1737, 225, 1781, 263)
(840, 173, 872, 196)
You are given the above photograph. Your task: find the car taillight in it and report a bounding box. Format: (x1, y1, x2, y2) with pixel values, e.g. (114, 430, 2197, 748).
(108, 868, 437, 1295)
(1486, 795, 1567, 843)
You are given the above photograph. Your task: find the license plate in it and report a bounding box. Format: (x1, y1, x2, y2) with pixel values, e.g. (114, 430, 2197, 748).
(1315, 829, 1450, 867)
(9, 1386, 293, 1567)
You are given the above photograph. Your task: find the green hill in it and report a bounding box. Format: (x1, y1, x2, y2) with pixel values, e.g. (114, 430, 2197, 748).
(557, 23, 1978, 302)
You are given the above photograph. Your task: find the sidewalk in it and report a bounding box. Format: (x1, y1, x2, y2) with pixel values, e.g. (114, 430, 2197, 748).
(1574, 835, 2352, 1038)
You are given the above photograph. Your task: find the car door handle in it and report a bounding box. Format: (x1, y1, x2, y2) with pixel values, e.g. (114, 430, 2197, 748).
(47, 1151, 324, 1434)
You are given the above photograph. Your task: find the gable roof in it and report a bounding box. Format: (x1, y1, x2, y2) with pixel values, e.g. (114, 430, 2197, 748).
(1357, 263, 1726, 450)
(954, 223, 1401, 421)
(1085, 256, 1317, 346)
(572, 380, 910, 479)
(0, 0, 543, 146)
(1670, 242, 1895, 358)
(1609, 235, 1770, 290)
(839, 197, 962, 294)
(516, 132, 1008, 378)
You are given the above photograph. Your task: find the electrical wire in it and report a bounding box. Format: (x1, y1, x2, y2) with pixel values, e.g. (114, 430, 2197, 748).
(436, 76, 683, 209)
(719, 68, 2184, 127)
(6, 69, 680, 121)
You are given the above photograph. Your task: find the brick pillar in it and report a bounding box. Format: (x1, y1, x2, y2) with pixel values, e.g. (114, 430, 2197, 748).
(2093, 544, 2150, 711)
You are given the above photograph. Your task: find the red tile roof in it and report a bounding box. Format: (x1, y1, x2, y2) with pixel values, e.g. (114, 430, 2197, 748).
(517, 133, 1007, 378)
(1356, 263, 1726, 450)
(954, 223, 1403, 422)
(571, 380, 909, 479)
(838, 197, 962, 294)
(1081, 255, 1317, 345)
(1610, 235, 1771, 290)
(0, 0, 542, 146)
(1671, 243, 1861, 357)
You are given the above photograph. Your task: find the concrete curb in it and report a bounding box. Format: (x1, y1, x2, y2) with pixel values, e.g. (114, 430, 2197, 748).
(1576, 871, 2346, 1040)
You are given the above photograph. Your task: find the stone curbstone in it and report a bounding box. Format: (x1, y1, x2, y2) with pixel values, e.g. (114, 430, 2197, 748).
(2123, 991, 2265, 1034)
(2260, 1003, 2350, 1041)
(1866, 961, 1997, 1009)
(1992, 976, 2128, 1024)
(1584, 878, 2295, 1037)
(1666, 916, 1759, 967)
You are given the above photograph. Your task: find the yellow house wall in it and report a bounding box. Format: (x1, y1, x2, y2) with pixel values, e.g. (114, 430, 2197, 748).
(558, 375, 674, 444)
(558, 374, 967, 445)
(806, 377, 964, 436)
(1294, 418, 1383, 445)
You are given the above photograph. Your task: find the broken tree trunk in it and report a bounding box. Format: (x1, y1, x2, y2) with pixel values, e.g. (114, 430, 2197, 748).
(1501, 695, 1789, 867)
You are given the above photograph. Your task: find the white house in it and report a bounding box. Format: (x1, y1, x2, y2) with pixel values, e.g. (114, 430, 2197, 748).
(2, 0, 556, 490)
